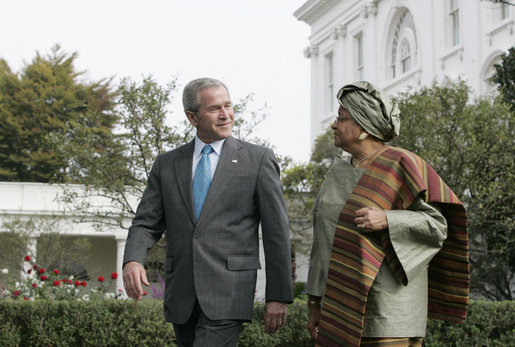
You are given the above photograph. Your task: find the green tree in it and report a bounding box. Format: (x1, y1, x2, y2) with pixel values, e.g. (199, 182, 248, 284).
(392, 80, 514, 300)
(0, 45, 117, 182)
(492, 46, 515, 109)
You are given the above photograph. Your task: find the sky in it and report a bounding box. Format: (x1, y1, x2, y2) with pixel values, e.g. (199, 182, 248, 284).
(0, 0, 312, 162)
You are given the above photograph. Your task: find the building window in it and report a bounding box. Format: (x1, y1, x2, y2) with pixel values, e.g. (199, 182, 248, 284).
(355, 33, 364, 80)
(400, 38, 412, 73)
(325, 52, 334, 112)
(449, 0, 460, 46)
(501, 3, 510, 20)
(390, 10, 417, 79)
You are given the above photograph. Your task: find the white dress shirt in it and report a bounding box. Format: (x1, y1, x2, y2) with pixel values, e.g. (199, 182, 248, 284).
(192, 135, 225, 180)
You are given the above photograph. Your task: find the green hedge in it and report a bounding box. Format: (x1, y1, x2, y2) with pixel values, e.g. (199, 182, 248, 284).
(423, 300, 515, 346)
(0, 300, 175, 346)
(0, 298, 513, 346)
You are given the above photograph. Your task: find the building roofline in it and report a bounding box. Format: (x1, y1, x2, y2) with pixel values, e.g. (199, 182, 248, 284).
(294, 0, 340, 25)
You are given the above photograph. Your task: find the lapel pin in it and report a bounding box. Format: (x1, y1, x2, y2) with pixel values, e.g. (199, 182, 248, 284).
(232, 159, 238, 163)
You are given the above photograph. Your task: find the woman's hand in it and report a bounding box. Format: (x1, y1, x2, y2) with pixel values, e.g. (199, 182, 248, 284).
(355, 206, 388, 231)
(307, 298, 322, 339)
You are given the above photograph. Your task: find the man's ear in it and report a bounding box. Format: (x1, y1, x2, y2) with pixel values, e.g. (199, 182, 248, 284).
(185, 111, 198, 127)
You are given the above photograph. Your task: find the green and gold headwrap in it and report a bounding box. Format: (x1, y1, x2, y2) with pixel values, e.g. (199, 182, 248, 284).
(337, 81, 401, 142)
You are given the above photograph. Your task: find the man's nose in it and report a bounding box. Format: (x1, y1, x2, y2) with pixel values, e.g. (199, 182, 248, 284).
(219, 107, 230, 118)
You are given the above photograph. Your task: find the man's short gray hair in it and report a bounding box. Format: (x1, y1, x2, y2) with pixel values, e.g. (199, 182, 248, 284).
(182, 77, 229, 113)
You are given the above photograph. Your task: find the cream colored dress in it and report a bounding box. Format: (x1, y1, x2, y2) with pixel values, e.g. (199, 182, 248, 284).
(307, 157, 447, 337)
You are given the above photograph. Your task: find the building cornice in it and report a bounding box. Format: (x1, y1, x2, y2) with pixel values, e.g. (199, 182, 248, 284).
(294, 0, 340, 25)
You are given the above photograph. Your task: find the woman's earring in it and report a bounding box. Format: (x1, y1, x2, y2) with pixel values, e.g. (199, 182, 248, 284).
(358, 133, 367, 141)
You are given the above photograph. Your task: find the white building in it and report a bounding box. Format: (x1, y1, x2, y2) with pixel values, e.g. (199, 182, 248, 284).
(294, 0, 515, 144)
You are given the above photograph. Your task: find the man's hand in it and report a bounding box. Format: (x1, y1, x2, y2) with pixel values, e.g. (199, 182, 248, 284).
(122, 261, 149, 301)
(306, 300, 321, 339)
(261, 301, 287, 334)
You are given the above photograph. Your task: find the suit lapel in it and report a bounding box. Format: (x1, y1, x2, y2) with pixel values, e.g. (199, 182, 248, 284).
(175, 140, 195, 223)
(197, 136, 242, 225)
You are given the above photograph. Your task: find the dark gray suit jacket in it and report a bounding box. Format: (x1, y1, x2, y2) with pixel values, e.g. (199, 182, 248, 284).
(123, 136, 293, 323)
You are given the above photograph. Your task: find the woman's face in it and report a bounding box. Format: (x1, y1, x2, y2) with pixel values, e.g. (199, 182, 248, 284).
(332, 106, 363, 150)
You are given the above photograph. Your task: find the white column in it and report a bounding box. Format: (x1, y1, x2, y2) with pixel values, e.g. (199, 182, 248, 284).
(115, 234, 127, 298)
(21, 237, 37, 279)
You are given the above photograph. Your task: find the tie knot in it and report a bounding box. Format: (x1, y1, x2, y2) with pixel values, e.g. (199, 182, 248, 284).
(202, 145, 214, 155)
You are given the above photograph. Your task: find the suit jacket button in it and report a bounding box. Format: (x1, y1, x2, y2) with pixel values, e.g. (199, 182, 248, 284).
(194, 233, 200, 239)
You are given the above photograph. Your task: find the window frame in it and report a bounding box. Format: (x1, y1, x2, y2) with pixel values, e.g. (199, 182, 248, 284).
(389, 9, 417, 80)
(325, 51, 334, 113)
(355, 33, 364, 80)
(449, 0, 460, 47)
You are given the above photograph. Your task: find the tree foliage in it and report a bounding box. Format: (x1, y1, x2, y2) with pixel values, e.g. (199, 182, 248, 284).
(392, 80, 514, 300)
(483, 0, 515, 6)
(491, 46, 515, 109)
(0, 45, 117, 182)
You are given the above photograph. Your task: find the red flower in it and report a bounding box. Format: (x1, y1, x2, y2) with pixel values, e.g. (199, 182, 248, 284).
(74, 281, 81, 287)
(32, 264, 38, 270)
(97, 276, 105, 282)
(12, 290, 20, 297)
(24, 255, 31, 261)
(53, 280, 60, 286)
(31, 283, 37, 288)
(23, 297, 29, 301)
(81, 281, 87, 287)
(27, 269, 32, 274)
(53, 269, 60, 275)
(111, 272, 118, 279)
(40, 275, 48, 281)
(38, 268, 45, 274)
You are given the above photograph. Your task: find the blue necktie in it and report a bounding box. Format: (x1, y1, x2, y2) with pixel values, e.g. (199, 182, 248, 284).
(193, 145, 214, 220)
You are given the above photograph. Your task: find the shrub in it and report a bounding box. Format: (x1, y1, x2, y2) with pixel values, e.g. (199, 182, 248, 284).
(0, 298, 512, 346)
(424, 301, 515, 346)
(0, 300, 175, 346)
(293, 281, 306, 298)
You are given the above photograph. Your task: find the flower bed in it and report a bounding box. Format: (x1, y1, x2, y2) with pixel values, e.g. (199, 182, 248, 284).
(2, 255, 123, 301)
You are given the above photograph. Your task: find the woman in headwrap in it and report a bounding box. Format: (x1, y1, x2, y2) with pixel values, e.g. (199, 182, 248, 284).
(305, 81, 469, 346)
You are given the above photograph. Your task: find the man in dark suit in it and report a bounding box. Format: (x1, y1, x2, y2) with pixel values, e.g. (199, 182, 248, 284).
(122, 77, 293, 346)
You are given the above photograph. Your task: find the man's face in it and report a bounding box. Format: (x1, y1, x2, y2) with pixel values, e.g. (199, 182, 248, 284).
(186, 86, 234, 144)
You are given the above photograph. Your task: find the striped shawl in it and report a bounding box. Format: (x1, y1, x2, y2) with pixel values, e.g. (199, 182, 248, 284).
(317, 147, 469, 346)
